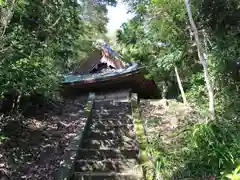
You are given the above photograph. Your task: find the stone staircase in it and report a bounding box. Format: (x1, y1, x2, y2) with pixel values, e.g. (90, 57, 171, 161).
(71, 95, 144, 180)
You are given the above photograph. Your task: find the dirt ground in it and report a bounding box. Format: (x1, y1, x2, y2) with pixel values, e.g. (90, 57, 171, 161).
(0, 95, 88, 180)
(140, 99, 196, 148)
(139, 99, 211, 179)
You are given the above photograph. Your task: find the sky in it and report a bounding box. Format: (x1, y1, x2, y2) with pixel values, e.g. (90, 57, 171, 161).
(106, 0, 133, 33)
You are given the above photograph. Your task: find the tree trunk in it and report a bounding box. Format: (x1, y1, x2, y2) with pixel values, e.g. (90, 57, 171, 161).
(184, 0, 215, 118)
(161, 80, 167, 99)
(174, 66, 187, 105)
(161, 80, 168, 107)
(0, 0, 16, 37)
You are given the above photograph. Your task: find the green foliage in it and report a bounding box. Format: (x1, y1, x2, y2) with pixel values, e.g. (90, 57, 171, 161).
(222, 165, 240, 180)
(0, 0, 6, 6)
(117, 0, 199, 96)
(0, 56, 60, 96)
(118, 0, 240, 179)
(0, 135, 9, 141)
(145, 116, 240, 179)
(119, 0, 240, 110)
(0, 0, 111, 102)
(185, 72, 207, 108)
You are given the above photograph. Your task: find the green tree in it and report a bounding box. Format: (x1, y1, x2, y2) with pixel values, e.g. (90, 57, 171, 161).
(118, 0, 240, 179)
(117, 1, 194, 102)
(0, 0, 114, 110)
(185, 0, 215, 117)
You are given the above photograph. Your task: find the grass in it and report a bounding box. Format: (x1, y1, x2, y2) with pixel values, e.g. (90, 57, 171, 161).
(131, 94, 153, 179)
(145, 116, 240, 180)
(222, 165, 240, 180)
(140, 99, 240, 180)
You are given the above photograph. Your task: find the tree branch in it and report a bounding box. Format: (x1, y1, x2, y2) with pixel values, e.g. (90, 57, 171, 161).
(184, 0, 215, 118)
(0, 0, 16, 38)
(50, 15, 62, 28)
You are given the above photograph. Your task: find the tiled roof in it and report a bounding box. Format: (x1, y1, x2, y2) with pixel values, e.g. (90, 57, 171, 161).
(102, 44, 121, 58)
(63, 63, 139, 84)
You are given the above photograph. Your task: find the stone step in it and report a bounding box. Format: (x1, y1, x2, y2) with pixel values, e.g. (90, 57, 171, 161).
(81, 139, 139, 149)
(90, 124, 134, 132)
(92, 110, 132, 119)
(93, 90, 131, 101)
(85, 129, 136, 141)
(93, 104, 131, 113)
(94, 101, 131, 110)
(77, 149, 139, 160)
(92, 108, 132, 116)
(92, 117, 134, 125)
(73, 172, 143, 180)
(74, 159, 140, 173)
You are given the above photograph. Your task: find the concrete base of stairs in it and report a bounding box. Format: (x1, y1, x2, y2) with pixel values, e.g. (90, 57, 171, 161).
(55, 96, 93, 180)
(56, 90, 147, 180)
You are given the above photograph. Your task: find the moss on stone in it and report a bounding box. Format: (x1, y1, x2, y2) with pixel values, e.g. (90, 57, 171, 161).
(131, 93, 151, 179)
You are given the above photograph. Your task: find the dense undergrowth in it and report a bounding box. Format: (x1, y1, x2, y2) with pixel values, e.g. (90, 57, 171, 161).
(141, 99, 240, 180)
(1, 0, 240, 179)
(117, 0, 240, 179)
